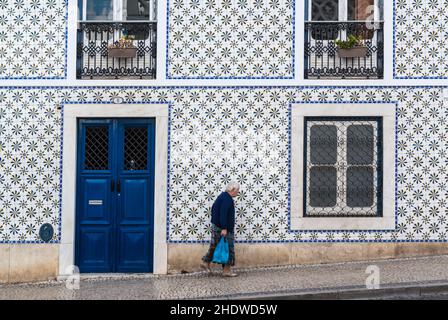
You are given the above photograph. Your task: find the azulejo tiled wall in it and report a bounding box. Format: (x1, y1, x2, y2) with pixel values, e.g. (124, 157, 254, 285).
(0, 87, 447, 243)
(394, 0, 448, 79)
(0, 0, 66, 79)
(166, 0, 295, 79)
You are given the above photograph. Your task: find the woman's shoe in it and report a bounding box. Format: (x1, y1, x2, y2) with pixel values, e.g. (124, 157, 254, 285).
(200, 261, 211, 272)
(222, 265, 238, 277)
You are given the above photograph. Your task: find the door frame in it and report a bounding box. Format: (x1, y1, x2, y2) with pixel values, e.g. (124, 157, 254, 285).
(59, 103, 168, 276)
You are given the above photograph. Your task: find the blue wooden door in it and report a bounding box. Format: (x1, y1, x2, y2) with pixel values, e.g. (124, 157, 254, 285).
(76, 119, 155, 273)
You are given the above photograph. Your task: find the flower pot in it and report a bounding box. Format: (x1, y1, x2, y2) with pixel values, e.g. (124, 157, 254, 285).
(108, 47, 137, 58)
(337, 46, 368, 58)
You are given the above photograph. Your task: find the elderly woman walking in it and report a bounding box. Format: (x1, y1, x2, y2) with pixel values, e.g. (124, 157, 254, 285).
(200, 182, 240, 277)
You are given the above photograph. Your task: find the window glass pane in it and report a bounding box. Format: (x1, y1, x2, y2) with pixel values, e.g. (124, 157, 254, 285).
(310, 125, 337, 165)
(86, 0, 113, 20)
(124, 127, 148, 170)
(347, 124, 374, 165)
(348, 0, 374, 21)
(125, 0, 150, 20)
(78, 0, 83, 20)
(346, 167, 374, 207)
(312, 0, 339, 21)
(309, 166, 337, 207)
(84, 127, 109, 170)
(378, 0, 383, 20)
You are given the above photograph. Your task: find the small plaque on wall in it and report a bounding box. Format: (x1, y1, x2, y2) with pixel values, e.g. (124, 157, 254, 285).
(39, 224, 54, 243)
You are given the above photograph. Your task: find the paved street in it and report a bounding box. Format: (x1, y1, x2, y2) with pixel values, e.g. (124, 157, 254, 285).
(2, 255, 448, 299)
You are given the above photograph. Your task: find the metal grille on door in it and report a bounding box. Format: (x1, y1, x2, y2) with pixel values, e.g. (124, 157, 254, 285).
(124, 127, 148, 170)
(84, 126, 109, 170)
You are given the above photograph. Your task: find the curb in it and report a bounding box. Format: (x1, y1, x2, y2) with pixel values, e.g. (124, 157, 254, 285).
(227, 282, 448, 300)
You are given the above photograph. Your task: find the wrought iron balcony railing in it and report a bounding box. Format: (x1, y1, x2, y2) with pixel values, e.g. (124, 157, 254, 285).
(76, 21, 157, 79)
(304, 21, 384, 79)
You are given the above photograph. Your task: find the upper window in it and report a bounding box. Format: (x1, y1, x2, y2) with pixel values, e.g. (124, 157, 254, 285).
(310, 0, 382, 22)
(305, 0, 384, 79)
(79, 0, 155, 21)
(290, 103, 396, 231)
(76, 0, 157, 80)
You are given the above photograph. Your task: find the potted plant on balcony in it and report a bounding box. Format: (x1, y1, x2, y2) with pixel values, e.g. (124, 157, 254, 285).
(108, 35, 137, 58)
(335, 34, 367, 58)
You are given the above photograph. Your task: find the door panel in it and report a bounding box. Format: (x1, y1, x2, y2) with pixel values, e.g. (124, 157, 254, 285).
(76, 119, 155, 273)
(80, 177, 112, 222)
(116, 120, 154, 272)
(118, 227, 151, 272)
(78, 227, 113, 272)
(121, 178, 150, 222)
(76, 121, 115, 272)
(117, 177, 151, 271)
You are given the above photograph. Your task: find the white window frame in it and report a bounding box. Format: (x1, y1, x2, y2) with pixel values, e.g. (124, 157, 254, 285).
(304, 119, 381, 217)
(290, 103, 396, 231)
(299, 0, 392, 82)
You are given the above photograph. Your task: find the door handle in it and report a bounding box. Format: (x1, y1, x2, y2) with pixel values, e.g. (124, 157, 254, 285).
(117, 179, 121, 193)
(111, 179, 115, 192)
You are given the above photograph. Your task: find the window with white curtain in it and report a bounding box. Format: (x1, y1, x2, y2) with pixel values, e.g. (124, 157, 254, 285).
(78, 0, 156, 21)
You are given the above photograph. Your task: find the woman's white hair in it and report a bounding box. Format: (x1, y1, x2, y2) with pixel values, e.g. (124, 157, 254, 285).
(225, 181, 240, 193)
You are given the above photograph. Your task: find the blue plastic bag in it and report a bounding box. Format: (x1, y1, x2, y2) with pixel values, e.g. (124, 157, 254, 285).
(212, 236, 229, 264)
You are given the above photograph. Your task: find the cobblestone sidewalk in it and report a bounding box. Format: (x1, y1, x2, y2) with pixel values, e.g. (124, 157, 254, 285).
(2, 255, 448, 299)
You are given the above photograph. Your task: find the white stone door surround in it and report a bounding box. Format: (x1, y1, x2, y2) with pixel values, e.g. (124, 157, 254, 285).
(59, 103, 169, 276)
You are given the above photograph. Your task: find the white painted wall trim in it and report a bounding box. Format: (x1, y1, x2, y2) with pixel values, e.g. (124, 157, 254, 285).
(59, 103, 169, 276)
(290, 103, 396, 231)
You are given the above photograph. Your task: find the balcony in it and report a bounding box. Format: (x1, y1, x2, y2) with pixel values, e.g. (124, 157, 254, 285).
(304, 21, 384, 79)
(76, 21, 157, 79)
